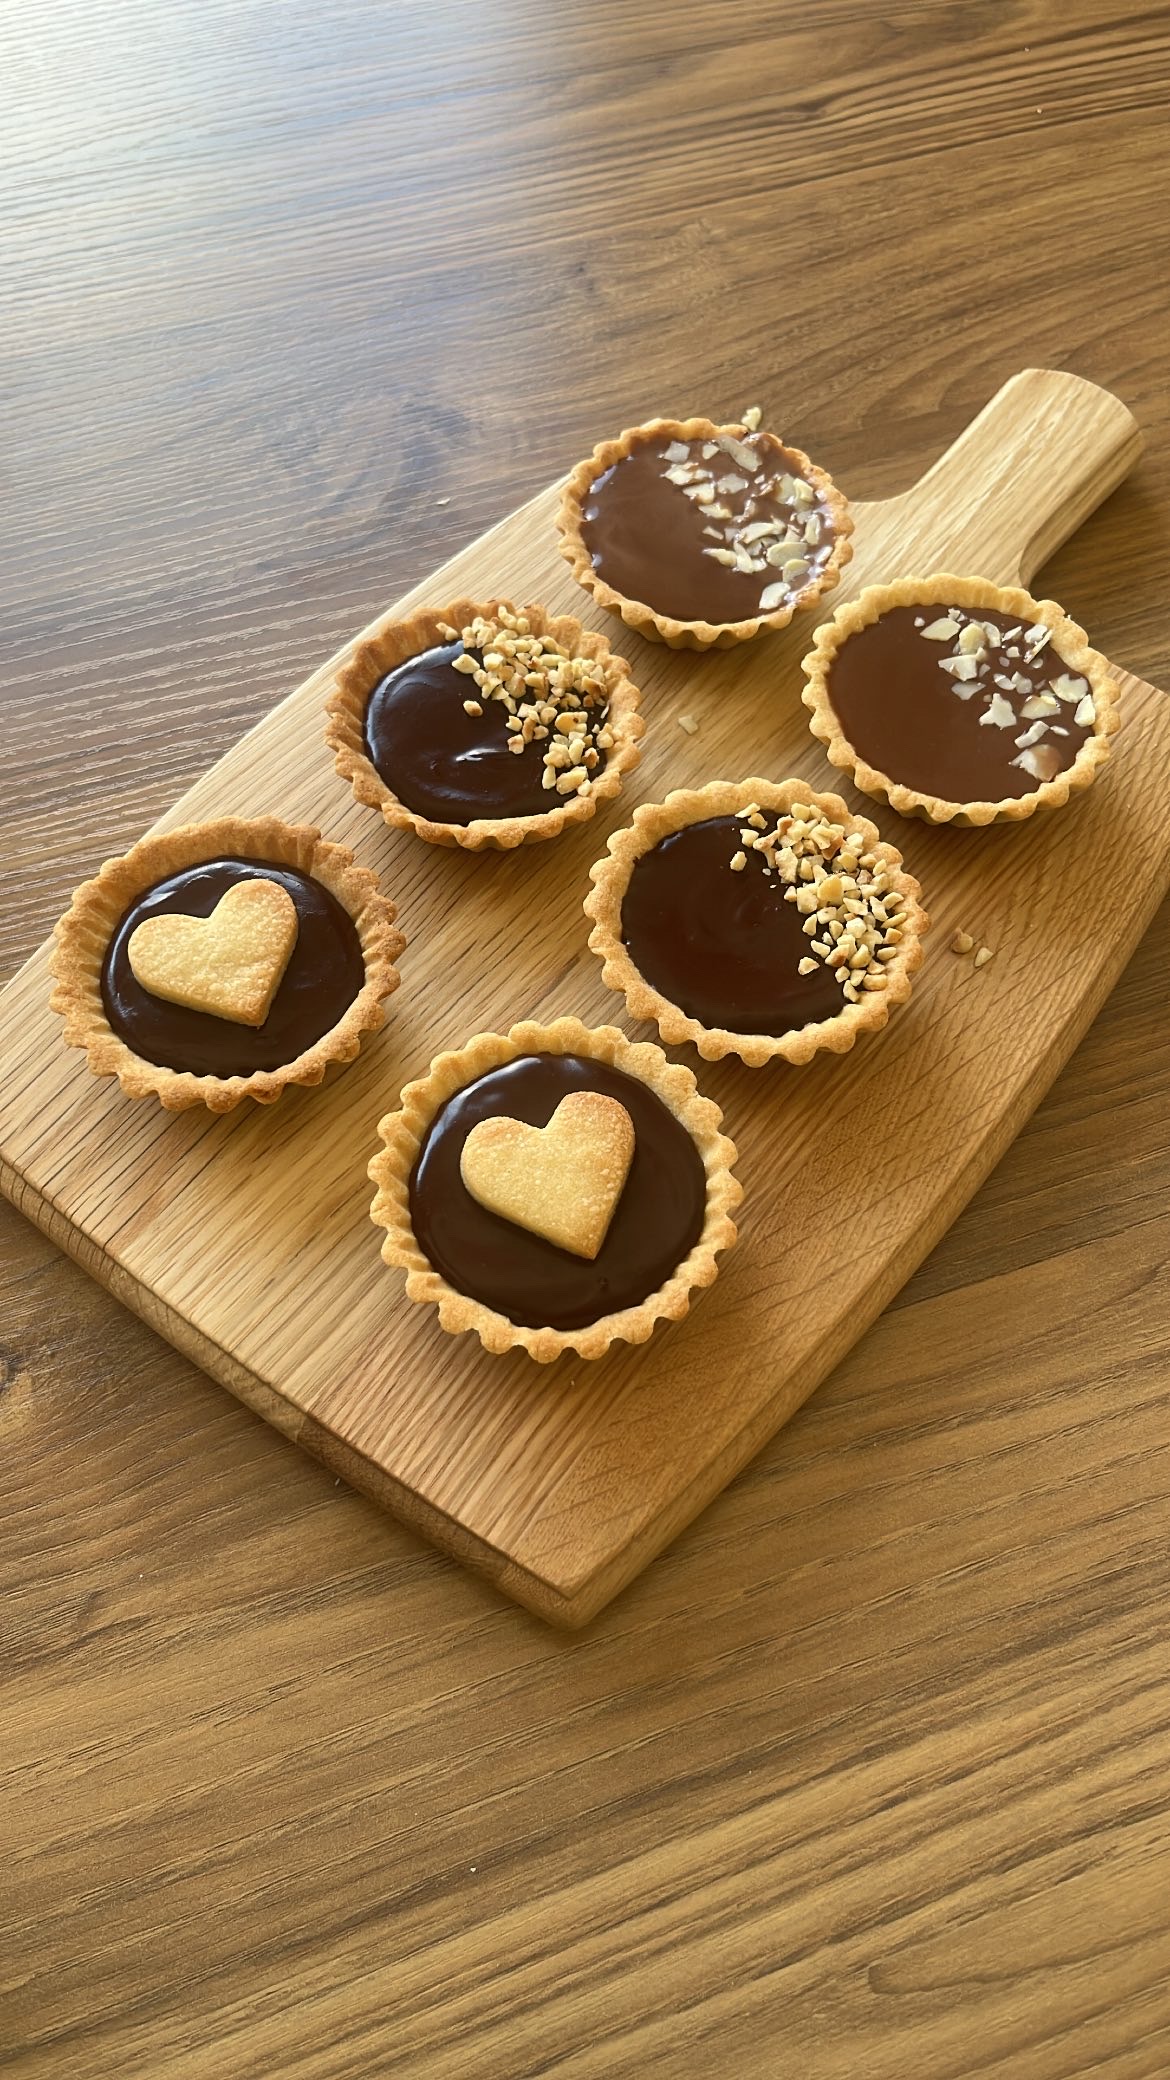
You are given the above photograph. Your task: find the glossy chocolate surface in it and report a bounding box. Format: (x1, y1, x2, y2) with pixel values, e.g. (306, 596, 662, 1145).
(579, 430, 836, 624)
(365, 640, 555, 824)
(409, 1053, 706, 1331)
(102, 859, 365, 1077)
(622, 815, 844, 1036)
(827, 605, 1095, 802)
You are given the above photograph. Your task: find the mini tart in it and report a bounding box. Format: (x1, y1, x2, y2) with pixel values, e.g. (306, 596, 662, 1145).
(585, 780, 928, 1068)
(801, 575, 1120, 826)
(556, 416, 853, 650)
(368, 1017, 741, 1363)
(325, 596, 643, 850)
(49, 816, 405, 1113)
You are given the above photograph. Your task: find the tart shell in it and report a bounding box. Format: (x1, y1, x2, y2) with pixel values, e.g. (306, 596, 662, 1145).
(585, 779, 929, 1068)
(49, 816, 405, 1113)
(325, 597, 643, 849)
(556, 417, 854, 651)
(801, 574, 1121, 826)
(368, 1017, 742, 1364)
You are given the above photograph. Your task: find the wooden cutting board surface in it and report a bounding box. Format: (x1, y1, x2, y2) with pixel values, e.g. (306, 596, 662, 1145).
(2, 367, 1167, 1628)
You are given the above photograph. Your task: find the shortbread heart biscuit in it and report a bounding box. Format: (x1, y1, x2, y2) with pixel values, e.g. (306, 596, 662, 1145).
(460, 1091, 635, 1259)
(128, 877, 299, 1027)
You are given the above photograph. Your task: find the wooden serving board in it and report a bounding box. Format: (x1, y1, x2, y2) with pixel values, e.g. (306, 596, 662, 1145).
(3, 369, 1168, 1628)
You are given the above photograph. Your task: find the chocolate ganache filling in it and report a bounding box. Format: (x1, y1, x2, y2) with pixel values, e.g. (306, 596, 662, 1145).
(621, 815, 846, 1036)
(409, 1053, 706, 1331)
(101, 859, 365, 1077)
(826, 604, 1098, 803)
(580, 429, 837, 624)
(365, 641, 553, 824)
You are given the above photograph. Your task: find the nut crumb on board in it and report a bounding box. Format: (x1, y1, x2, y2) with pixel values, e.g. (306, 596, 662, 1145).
(678, 713, 700, 735)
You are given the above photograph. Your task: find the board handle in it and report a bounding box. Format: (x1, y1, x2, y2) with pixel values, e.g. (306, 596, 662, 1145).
(900, 369, 1142, 588)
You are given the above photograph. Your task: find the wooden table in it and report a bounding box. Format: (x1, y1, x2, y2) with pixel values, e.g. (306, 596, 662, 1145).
(4, 3, 1170, 2072)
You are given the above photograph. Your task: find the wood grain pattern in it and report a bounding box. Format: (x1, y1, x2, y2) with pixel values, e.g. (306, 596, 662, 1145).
(5, 3, 1170, 2073)
(1, 365, 1165, 1629)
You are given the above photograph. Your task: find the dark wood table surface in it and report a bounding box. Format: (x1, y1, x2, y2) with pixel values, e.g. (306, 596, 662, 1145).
(4, 4, 1170, 2073)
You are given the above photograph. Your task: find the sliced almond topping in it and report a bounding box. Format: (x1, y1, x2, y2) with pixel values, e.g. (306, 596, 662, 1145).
(718, 434, 761, 472)
(980, 692, 1016, 729)
(920, 616, 961, 641)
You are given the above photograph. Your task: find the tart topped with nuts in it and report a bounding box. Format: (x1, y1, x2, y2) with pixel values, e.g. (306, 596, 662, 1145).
(585, 781, 928, 1067)
(326, 598, 643, 849)
(557, 412, 853, 649)
(50, 817, 404, 1112)
(369, 1018, 741, 1363)
(802, 576, 1120, 825)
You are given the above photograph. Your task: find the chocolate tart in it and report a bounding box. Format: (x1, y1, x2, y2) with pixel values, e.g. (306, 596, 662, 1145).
(585, 780, 928, 1067)
(557, 415, 853, 650)
(368, 1017, 741, 1363)
(801, 575, 1120, 826)
(325, 597, 643, 849)
(49, 817, 404, 1113)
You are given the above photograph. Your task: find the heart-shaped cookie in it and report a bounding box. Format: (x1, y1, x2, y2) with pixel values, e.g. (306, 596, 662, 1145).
(127, 877, 299, 1028)
(460, 1091, 636, 1260)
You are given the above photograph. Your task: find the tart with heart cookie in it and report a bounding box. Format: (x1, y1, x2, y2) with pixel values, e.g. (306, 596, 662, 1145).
(585, 779, 928, 1067)
(556, 407, 853, 650)
(325, 597, 643, 849)
(368, 1017, 741, 1362)
(50, 816, 404, 1112)
(801, 574, 1120, 824)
